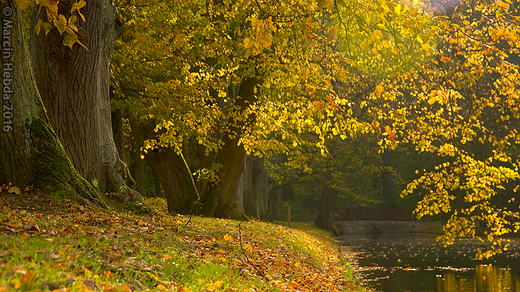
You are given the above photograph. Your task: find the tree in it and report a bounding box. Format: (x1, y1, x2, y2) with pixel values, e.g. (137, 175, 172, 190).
(0, 2, 99, 204)
(29, 0, 143, 206)
(111, 0, 434, 218)
(367, 0, 520, 257)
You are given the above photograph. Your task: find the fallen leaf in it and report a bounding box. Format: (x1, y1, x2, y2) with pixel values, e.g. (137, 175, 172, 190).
(375, 84, 384, 96)
(8, 186, 21, 195)
(223, 234, 233, 241)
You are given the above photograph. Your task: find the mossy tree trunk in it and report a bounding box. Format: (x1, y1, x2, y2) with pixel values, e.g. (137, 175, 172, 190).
(0, 2, 100, 204)
(29, 0, 141, 203)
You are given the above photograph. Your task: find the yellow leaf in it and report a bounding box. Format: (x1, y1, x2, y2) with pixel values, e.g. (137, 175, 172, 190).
(375, 84, 384, 96)
(68, 15, 78, 32)
(243, 37, 253, 49)
(317, 0, 333, 9)
(12, 278, 21, 289)
(302, 68, 309, 80)
(71, 0, 86, 12)
(421, 43, 430, 53)
(78, 11, 86, 22)
(35, 19, 43, 35)
(385, 126, 396, 142)
(214, 280, 224, 288)
(492, 28, 505, 41)
(63, 34, 79, 49)
(305, 84, 316, 94)
(54, 14, 67, 34)
(360, 40, 369, 51)
(223, 233, 232, 241)
(315, 100, 323, 113)
(427, 95, 438, 105)
(371, 119, 380, 130)
(42, 22, 53, 36)
(394, 3, 402, 15)
(163, 254, 172, 259)
(327, 26, 337, 41)
(15, 0, 29, 9)
(305, 18, 315, 29)
(8, 186, 21, 195)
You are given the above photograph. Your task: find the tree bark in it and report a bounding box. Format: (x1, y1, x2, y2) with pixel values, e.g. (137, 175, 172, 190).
(0, 2, 99, 204)
(242, 157, 255, 216)
(199, 77, 258, 219)
(268, 177, 281, 221)
(316, 185, 337, 231)
(128, 116, 197, 213)
(382, 148, 394, 204)
(29, 0, 141, 204)
(129, 148, 148, 197)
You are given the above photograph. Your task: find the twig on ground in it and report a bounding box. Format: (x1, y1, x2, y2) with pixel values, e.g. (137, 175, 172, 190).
(238, 223, 270, 281)
(183, 215, 192, 228)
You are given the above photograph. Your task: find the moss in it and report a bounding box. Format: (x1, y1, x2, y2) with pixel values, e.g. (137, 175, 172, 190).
(27, 119, 101, 205)
(124, 201, 151, 214)
(47, 190, 75, 201)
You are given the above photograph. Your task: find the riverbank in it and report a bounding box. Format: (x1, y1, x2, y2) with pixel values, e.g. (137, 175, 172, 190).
(332, 221, 444, 235)
(0, 192, 367, 291)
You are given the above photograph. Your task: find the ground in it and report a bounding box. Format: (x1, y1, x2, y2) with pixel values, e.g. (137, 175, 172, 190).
(0, 186, 368, 292)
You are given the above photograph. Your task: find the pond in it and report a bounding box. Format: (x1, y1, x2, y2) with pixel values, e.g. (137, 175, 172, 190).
(340, 234, 520, 292)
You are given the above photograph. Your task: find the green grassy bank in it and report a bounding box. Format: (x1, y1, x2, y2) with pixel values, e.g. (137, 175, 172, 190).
(0, 192, 367, 291)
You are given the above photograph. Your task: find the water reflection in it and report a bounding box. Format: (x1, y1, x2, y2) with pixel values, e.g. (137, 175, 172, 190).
(340, 234, 520, 292)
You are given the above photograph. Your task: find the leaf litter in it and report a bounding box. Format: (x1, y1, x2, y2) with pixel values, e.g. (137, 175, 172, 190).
(0, 188, 368, 291)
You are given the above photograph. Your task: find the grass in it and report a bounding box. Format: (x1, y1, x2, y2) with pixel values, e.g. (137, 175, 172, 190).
(0, 191, 368, 291)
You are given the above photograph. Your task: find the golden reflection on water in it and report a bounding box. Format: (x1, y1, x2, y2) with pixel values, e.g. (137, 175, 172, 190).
(343, 234, 520, 292)
(436, 264, 518, 291)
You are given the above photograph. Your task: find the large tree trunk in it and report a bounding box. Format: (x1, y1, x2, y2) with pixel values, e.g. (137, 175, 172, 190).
(128, 117, 197, 214)
(29, 0, 140, 204)
(199, 77, 258, 219)
(0, 2, 99, 204)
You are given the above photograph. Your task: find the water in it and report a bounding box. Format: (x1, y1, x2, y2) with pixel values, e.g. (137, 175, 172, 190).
(340, 234, 520, 292)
